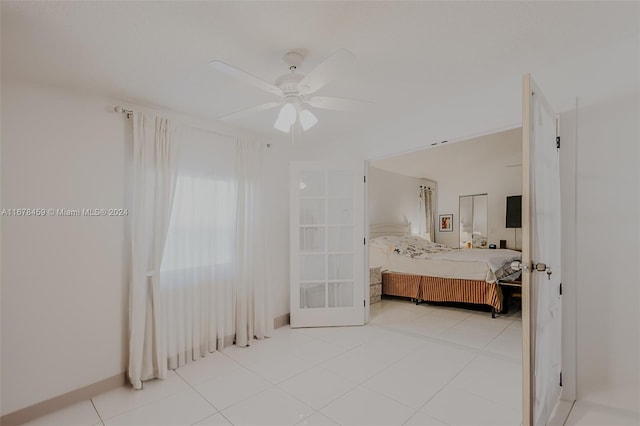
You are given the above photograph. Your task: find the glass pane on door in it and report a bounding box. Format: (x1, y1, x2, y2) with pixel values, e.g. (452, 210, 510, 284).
(328, 282, 354, 308)
(327, 171, 354, 198)
(328, 254, 353, 280)
(300, 227, 325, 252)
(300, 283, 325, 309)
(300, 171, 325, 197)
(300, 254, 325, 281)
(300, 199, 325, 225)
(328, 226, 353, 252)
(328, 198, 353, 225)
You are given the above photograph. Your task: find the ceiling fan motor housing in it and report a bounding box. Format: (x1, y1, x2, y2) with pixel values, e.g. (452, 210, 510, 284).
(283, 51, 304, 68)
(275, 51, 307, 95)
(275, 72, 304, 95)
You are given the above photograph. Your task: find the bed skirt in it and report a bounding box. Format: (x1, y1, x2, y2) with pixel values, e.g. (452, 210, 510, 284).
(381, 272, 503, 312)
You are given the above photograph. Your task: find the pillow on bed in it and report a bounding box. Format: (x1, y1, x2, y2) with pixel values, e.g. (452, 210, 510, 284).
(402, 236, 452, 251)
(472, 233, 488, 248)
(388, 236, 455, 259)
(370, 235, 403, 249)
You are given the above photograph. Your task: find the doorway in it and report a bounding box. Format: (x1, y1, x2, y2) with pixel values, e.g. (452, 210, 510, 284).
(367, 127, 524, 424)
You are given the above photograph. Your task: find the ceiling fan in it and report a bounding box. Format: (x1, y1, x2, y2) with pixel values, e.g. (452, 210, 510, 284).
(209, 49, 370, 134)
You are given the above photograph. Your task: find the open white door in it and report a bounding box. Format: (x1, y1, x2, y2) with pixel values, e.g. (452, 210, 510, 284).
(522, 74, 563, 425)
(290, 161, 366, 328)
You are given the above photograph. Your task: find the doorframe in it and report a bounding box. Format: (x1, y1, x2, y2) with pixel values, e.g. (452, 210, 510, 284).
(522, 75, 578, 425)
(364, 160, 370, 324)
(521, 74, 534, 426)
(364, 85, 577, 424)
(289, 160, 367, 328)
(558, 98, 578, 404)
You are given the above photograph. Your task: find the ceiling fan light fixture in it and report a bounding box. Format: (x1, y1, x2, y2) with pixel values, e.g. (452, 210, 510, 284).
(274, 103, 296, 133)
(211, 49, 368, 136)
(299, 109, 318, 131)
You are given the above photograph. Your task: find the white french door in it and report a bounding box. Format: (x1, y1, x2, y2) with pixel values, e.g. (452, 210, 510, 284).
(290, 161, 366, 328)
(522, 74, 563, 425)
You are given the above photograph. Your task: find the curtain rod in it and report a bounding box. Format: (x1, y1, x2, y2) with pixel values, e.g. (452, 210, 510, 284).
(113, 105, 271, 148)
(114, 105, 133, 119)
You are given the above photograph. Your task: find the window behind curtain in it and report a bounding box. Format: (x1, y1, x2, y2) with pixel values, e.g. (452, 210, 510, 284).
(158, 127, 238, 365)
(161, 176, 236, 272)
(160, 128, 237, 276)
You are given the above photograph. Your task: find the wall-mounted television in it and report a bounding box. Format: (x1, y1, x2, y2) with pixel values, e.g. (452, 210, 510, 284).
(506, 195, 522, 228)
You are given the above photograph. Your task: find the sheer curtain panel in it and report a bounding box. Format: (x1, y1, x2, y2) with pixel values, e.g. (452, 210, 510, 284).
(419, 186, 434, 241)
(235, 139, 273, 347)
(128, 112, 179, 389)
(160, 128, 238, 370)
(128, 119, 273, 387)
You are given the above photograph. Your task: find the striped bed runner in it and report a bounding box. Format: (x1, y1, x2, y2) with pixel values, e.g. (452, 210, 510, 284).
(381, 272, 421, 299)
(382, 272, 503, 312)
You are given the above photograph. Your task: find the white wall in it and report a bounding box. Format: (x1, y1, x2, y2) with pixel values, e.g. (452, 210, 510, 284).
(573, 92, 639, 409)
(0, 79, 306, 415)
(346, 35, 640, 411)
(1, 81, 129, 415)
(264, 136, 366, 320)
(367, 167, 434, 236)
(433, 146, 522, 249)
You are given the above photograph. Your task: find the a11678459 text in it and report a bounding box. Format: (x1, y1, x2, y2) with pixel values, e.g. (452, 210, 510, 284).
(1, 208, 129, 217)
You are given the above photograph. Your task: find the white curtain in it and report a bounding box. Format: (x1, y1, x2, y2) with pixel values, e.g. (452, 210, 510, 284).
(160, 128, 238, 370)
(419, 186, 434, 241)
(128, 120, 273, 387)
(235, 138, 273, 346)
(128, 112, 179, 390)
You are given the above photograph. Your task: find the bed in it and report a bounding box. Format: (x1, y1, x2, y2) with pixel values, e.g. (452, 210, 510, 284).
(370, 223, 521, 316)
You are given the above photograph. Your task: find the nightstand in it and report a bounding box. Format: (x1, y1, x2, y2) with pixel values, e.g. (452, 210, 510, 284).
(369, 266, 382, 305)
(498, 278, 522, 314)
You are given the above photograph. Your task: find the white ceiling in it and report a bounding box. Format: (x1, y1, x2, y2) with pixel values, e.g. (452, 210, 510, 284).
(2, 1, 638, 144)
(372, 127, 522, 181)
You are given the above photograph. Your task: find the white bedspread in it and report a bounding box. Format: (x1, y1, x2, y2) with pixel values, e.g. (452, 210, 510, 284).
(429, 249, 521, 273)
(370, 236, 521, 283)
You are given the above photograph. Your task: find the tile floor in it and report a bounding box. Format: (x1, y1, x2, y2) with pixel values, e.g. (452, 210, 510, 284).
(23, 298, 523, 426)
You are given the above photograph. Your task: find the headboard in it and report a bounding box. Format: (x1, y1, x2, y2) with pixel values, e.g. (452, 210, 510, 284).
(369, 223, 411, 239)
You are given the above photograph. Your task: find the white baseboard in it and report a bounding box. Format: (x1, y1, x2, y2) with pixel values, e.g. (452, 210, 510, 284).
(0, 373, 126, 426)
(274, 313, 290, 329)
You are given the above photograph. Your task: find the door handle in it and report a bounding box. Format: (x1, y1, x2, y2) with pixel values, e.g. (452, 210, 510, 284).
(511, 261, 552, 279)
(510, 261, 529, 272)
(534, 262, 552, 279)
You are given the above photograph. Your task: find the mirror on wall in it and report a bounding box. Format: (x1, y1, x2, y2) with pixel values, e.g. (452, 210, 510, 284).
(459, 193, 488, 248)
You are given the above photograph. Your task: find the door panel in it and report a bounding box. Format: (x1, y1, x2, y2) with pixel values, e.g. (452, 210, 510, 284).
(522, 74, 563, 425)
(290, 161, 365, 327)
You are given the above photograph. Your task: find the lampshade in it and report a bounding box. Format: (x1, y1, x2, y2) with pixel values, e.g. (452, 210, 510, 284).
(299, 109, 318, 131)
(274, 103, 297, 133)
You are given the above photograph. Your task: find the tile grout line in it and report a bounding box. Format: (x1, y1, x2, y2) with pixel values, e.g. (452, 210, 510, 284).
(413, 345, 485, 417)
(174, 368, 221, 414)
(92, 372, 189, 423)
(110, 369, 221, 423)
(276, 366, 358, 414)
(462, 386, 523, 416)
(179, 361, 266, 416)
(90, 398, 105, 426)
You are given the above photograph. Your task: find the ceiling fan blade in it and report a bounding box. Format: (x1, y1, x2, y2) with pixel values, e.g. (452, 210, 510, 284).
(307, 96, 372, 111)
(218, 101, 281, 121)
(298, 48, 355, 94)
(209, 60, 282, 97)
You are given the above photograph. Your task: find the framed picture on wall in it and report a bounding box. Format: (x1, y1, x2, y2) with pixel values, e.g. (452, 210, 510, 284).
(439, 214, 453, 232)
